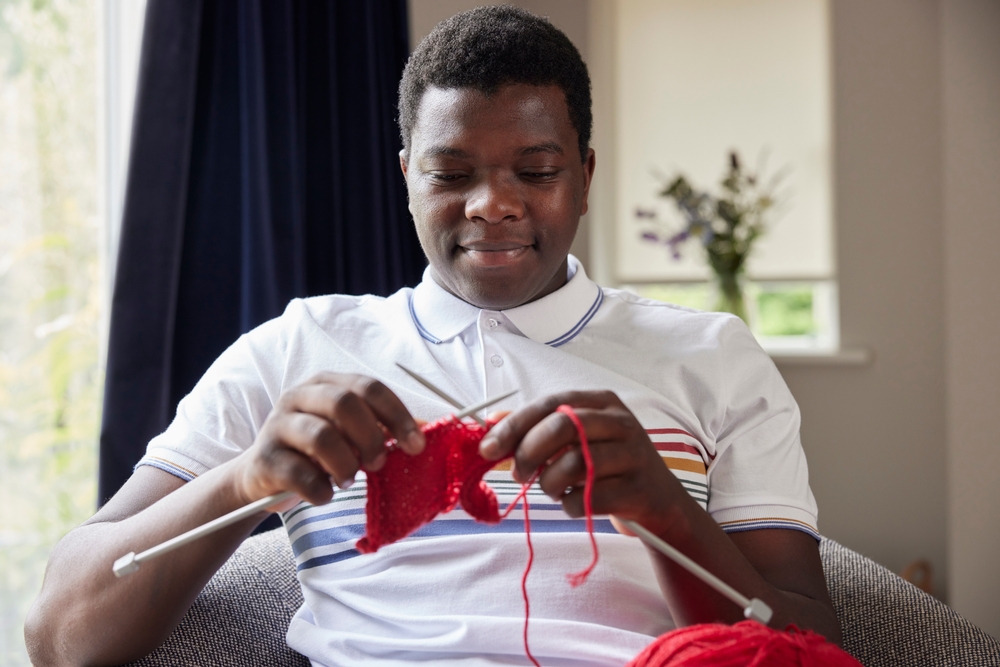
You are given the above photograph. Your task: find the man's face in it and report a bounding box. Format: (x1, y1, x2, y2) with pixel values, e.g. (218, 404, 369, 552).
(401, 84, 595, 310)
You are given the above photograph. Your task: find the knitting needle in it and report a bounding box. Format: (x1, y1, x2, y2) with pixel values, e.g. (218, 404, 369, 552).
(113, 491, 295, 578)
(397, 363, 487, 427)
(452, 389, 518, 421)
(112, 390, 517, 578)
(399, 372, 773, 625)
(616, 519, 773, 625)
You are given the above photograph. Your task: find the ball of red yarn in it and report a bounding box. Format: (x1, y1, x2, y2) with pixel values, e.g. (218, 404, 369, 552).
(626, 621, 862, 667)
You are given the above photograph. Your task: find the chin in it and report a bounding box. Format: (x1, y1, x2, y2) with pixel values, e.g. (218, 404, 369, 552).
(457, 280, 536, 310)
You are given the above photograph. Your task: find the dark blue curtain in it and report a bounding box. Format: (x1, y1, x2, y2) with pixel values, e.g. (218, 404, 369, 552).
(99, 0, 425, 506)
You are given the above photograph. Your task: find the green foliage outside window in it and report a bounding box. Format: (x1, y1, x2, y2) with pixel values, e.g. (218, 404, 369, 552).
(628, 282, 817, 339)
(755, 286, 815, 337)
(0, 1, 100, 664)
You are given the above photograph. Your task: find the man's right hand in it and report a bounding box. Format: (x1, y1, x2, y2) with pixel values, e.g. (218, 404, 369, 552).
(25, 372, 420, 667)
(232, 372, 425, 507)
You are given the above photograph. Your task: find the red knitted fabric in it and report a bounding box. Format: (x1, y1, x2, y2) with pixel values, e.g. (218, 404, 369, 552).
(626, 621, 863, 667)
(356, 416, 509, 554)
(357, 407, 600, 667)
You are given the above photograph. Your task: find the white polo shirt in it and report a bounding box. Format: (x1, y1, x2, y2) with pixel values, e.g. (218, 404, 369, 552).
(140, 256, 818, 667)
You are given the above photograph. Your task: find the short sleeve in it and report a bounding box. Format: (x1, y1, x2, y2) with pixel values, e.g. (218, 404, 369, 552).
(137, 316, 288, 482)
(705, 317, 819, 540)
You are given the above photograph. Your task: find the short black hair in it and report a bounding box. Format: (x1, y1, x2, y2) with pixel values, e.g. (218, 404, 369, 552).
(398, 5, 592, 162)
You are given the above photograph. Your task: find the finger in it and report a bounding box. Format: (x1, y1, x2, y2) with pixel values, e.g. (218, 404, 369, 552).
(348, 376, 425, 455)
(512, 406, 643, 483)
(480, 390, 622, 461)
(560, 474, 638, 519)
(253, 444, 334, 506)
(270, 412, 361, 487)
(609, 515, 636, 537)
(285, 374, 424, 456)
(278, 383, 386, 470)
(283, 378, 422, 467)
(536, 440, 644, 500)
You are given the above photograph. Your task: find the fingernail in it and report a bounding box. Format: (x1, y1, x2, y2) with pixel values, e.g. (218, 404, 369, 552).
(340, 477, 355, 490)
(407, 429, 425, 452)
(480, 437, 498, 459)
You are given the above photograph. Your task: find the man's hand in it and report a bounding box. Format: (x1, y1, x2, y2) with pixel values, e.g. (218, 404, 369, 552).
(479, 390, 691, 536)
(478, 389, 841, 644)
(233, 372, 426, 507)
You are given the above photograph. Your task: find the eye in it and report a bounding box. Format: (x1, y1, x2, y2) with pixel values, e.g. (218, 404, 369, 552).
(521, 169, 560, 182)
(426, 171, 467, 184)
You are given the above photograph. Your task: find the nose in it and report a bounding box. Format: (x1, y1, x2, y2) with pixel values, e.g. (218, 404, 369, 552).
(465, 171, 524, 224)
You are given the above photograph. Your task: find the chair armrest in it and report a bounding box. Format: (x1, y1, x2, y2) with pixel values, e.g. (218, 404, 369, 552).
(821, 537, 1000, 667)
(123, 529, 308, 667)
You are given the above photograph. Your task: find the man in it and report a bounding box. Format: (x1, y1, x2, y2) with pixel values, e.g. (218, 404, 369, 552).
(26, 6, 839, 666)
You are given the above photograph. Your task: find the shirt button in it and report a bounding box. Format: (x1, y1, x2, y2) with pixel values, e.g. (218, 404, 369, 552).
(490, 354, 503, 367)
(487, 318, 499, 329)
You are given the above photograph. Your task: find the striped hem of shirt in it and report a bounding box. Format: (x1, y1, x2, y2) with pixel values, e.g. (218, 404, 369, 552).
(718, 517, 820, 541)
(135, 457, 198, 482)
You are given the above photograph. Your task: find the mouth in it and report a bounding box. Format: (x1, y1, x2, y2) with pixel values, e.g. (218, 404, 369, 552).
(457, 240, 535, 267)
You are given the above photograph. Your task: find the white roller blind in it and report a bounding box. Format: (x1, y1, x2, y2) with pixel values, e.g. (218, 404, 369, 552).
(614, 0, 833, 282)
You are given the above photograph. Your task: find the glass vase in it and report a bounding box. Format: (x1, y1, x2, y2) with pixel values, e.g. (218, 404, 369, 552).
(714, 271, 749, 324)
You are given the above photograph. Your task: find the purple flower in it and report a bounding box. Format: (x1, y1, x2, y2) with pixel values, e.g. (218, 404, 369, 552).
(641, 231, 660, 243)
(668, 230, 690, 245)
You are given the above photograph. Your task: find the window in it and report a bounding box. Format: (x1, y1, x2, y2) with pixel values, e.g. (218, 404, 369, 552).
(0, 1, 144, 662)
(592, 0, 836, 352)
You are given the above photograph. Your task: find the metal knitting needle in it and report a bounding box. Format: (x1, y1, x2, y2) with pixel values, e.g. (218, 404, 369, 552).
(397, 363, 487, 427)
(113, 491, 295, 578)
(112, 390, 517, 578)
(452, 389, 518, 420)
(402, 372, 773, 625)
(616, 518, 773, 625)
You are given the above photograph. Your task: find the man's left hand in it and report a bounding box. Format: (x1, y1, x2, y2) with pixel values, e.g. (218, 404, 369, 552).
(479, 390, 692, 535)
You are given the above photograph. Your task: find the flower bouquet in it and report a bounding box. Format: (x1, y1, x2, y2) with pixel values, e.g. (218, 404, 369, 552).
(636, 152, 784, 323)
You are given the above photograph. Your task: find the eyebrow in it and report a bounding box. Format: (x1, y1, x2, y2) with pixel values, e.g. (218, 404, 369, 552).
(421, 142, 565, 159)
(518, 142, 564, 157)
(423, 146, 472, 159)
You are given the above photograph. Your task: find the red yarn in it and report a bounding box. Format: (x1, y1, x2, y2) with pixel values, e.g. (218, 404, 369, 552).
(626, 621, 863, 667)
(359, 405, 601, 667)
(357, 416, 508, 553)
(556, 404, 599, 587)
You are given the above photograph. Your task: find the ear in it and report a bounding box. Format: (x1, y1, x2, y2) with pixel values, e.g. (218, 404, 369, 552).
(580, 148, 596, 216)
(399, 150, 414, 215)
(399, 150, 409, 179)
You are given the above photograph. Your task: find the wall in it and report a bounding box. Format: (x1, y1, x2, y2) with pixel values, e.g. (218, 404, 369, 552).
(587, 0, 952, 596)
(778, 0, 949, 593)
(943, 0, 1000, 637)
(408, 0, 1000, 634)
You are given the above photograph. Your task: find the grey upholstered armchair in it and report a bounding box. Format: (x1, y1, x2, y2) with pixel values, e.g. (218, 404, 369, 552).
(127, 530, 1000, 667)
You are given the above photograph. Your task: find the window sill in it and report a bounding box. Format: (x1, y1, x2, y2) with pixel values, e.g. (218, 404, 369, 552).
(768, 347, 872, 367)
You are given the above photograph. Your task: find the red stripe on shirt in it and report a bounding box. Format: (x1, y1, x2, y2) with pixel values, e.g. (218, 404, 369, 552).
(646, 428, 716, 461)
(651, 441, 703, 457)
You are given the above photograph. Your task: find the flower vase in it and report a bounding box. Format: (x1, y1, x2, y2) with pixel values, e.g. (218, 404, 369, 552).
(714, 271, 749, 324)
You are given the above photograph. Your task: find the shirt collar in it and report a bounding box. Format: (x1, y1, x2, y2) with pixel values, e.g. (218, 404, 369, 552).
(410, 255, 604, 347)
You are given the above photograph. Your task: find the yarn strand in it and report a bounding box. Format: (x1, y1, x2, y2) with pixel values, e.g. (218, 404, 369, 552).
(520, 490, 541, 667)
(557, 405, 599, 587)
(498, 472, 542, 667)
(497, 405, 600, 666)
